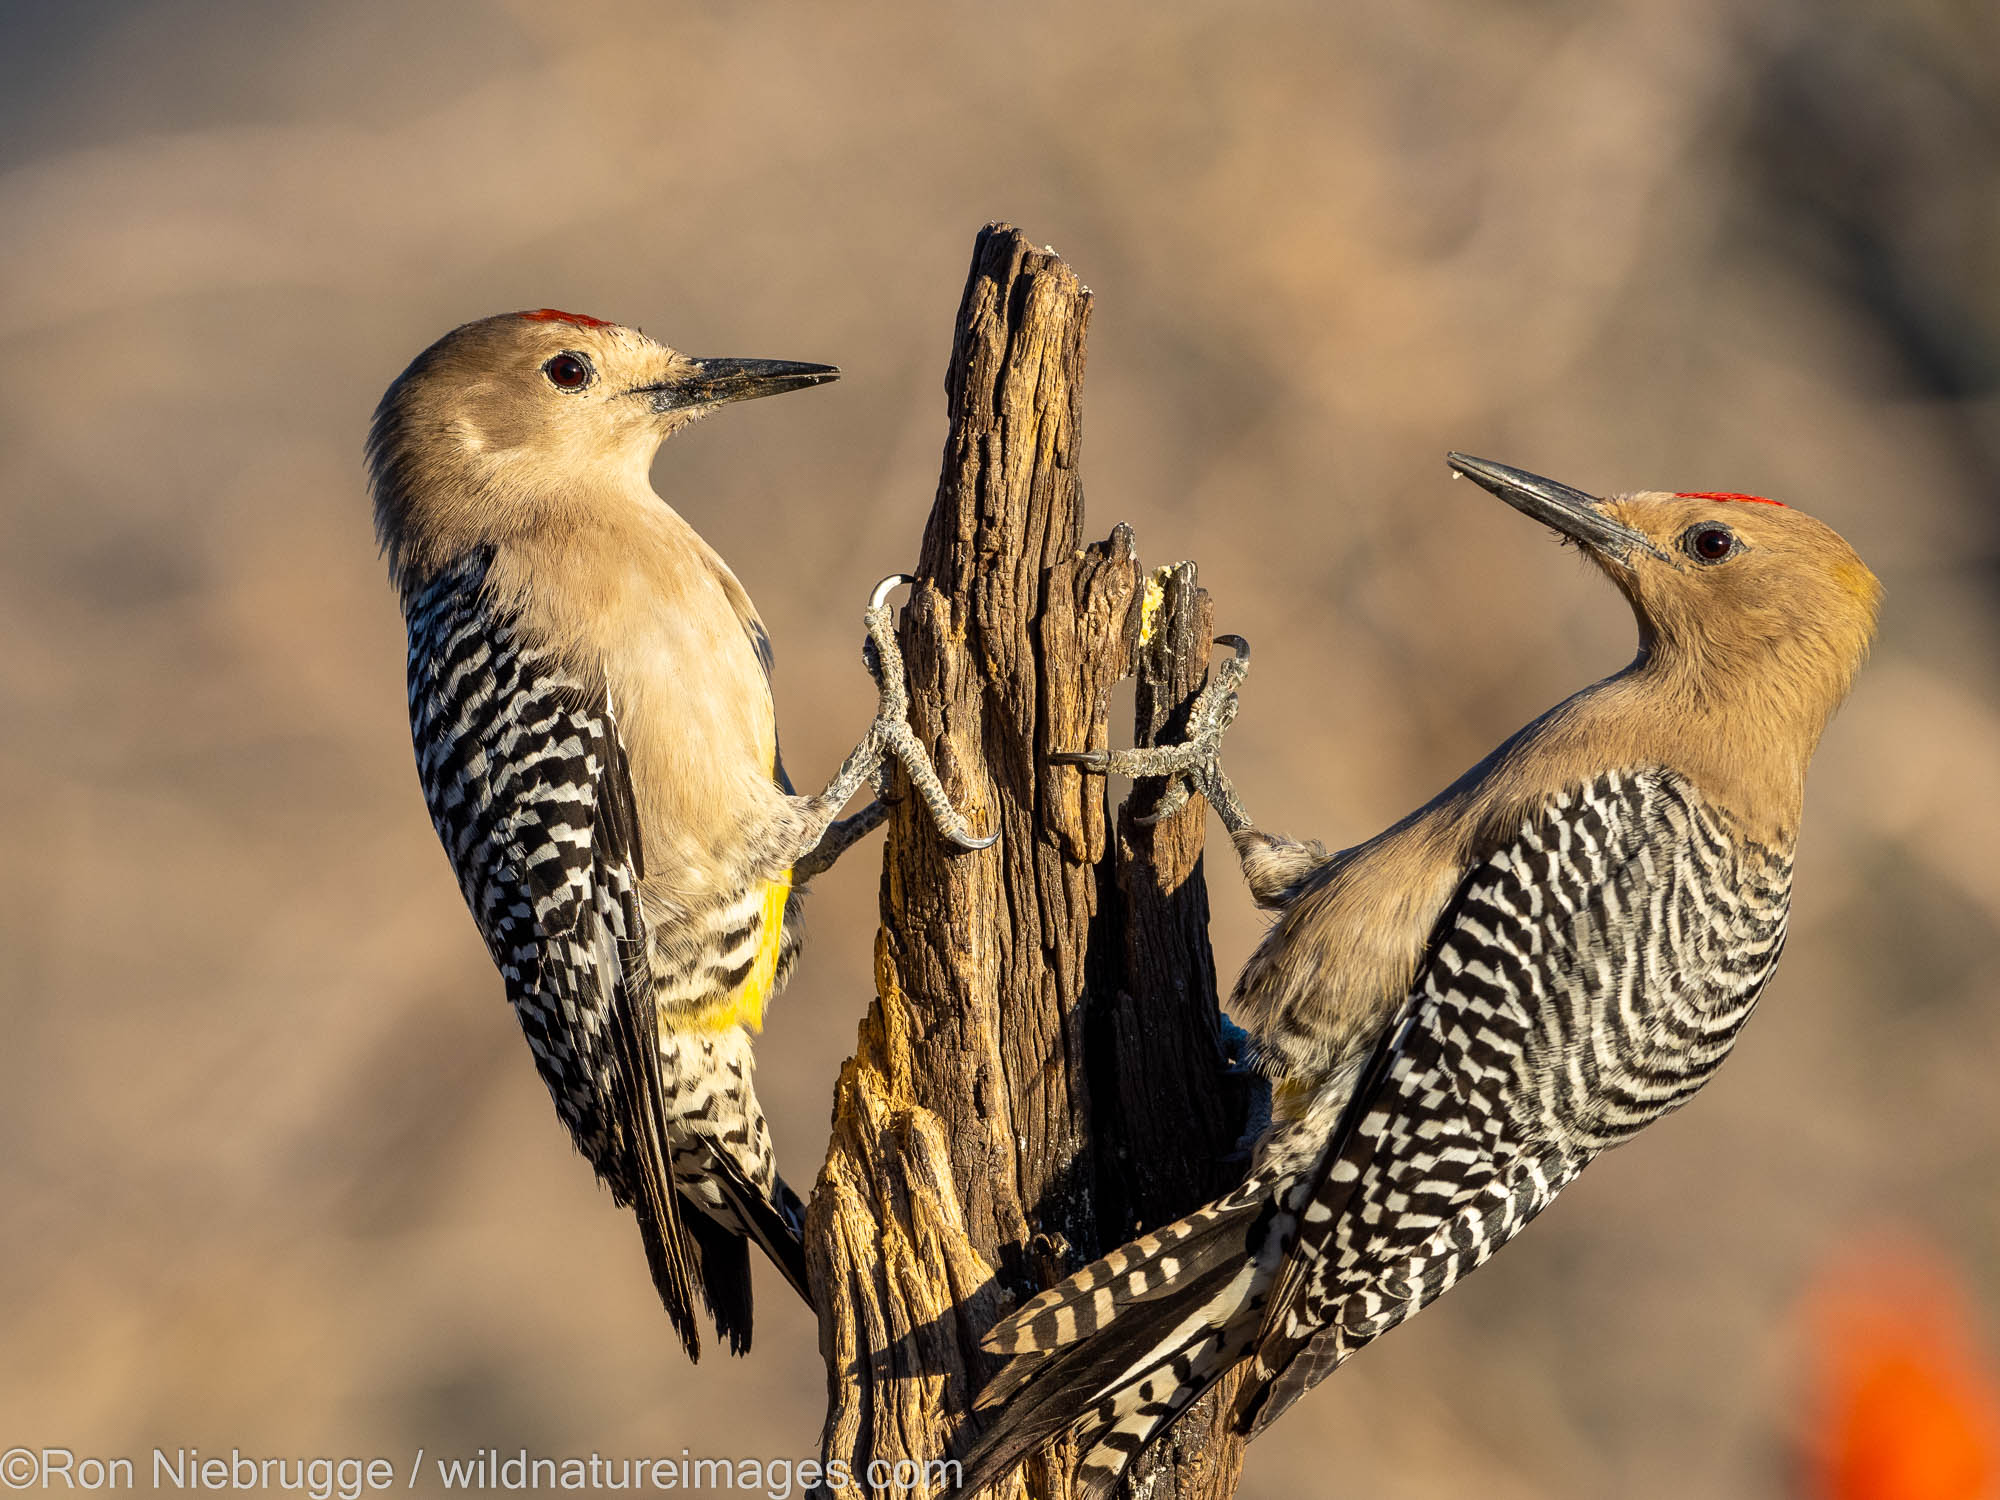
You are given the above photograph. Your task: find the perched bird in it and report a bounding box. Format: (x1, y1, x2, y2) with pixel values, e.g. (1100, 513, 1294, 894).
(369, 309, 992, 1360)
(963, 454, 1880, 1495)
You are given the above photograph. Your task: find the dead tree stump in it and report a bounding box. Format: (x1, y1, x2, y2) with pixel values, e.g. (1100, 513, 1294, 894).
(806, 225, 1254, 1500)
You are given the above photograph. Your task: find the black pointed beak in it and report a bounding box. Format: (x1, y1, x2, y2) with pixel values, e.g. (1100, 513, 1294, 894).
(638, 357, 840, 414)
(1445, 453, 1664, 562)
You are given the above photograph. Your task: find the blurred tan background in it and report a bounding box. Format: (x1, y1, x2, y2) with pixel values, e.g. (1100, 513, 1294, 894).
(3, 1, 1997, 1495)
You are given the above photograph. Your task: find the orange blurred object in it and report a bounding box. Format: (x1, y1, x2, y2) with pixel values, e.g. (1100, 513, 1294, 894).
(1810, 1247, 2000, 1500)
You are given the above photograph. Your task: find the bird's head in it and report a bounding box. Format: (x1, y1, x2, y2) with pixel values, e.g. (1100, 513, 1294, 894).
(1447, 453, 1881, 739)
(369, 309, 837, 587)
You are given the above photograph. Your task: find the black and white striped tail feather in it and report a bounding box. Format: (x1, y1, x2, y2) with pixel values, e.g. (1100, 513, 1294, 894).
(656, 1026, 813, 1317)
(1060, 1262, 1268, 1500)
(618, 1082, 809, 1355)
(695, 1169, 812, 1346)
(961, 1189, 1282, 1498)
(681, 1177, 809, 1356)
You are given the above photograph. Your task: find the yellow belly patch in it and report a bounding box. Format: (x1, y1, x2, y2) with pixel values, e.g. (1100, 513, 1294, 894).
(1271, 1075, 1315, 1120)
(703, 869, 792, 1034)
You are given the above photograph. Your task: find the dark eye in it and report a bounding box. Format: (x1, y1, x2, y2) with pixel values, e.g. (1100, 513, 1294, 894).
(542, 352, 593, 391)
(1681, 523, 1739, 564)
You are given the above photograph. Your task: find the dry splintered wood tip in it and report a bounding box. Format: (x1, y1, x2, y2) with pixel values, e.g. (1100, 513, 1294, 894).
(803, 224, 1255, 1500)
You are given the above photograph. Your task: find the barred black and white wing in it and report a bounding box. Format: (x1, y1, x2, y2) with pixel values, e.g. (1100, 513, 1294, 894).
(964, 768, 1791, 1497)
(1236, 767, 1790, 1431)
(403, 552, 702, 1357)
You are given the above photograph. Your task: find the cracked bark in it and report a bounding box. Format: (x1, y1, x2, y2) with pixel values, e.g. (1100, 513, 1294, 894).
(804, 225, 1254, 1500)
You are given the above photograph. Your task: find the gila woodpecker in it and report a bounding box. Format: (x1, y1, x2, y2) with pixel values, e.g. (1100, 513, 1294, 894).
(962, 454, 1880, 1495)
(369, 309, 992, 1360)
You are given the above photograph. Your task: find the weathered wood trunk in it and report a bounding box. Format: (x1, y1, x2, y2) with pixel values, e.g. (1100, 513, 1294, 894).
(804, 225, 1254, 1500)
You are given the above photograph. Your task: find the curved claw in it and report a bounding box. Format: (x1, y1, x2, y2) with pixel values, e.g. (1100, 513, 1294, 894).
(870, 573, 916, 610)
(1214, 633, 1250, 667)
(1135, 779, 1193, 826)
(946, 825, 1001, 852)
(1049, 749, 1110, 772)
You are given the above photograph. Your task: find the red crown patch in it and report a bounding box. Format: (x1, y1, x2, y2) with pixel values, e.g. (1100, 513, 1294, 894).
(519, 308, 614, 329)
(1676, 491, 1785, 507)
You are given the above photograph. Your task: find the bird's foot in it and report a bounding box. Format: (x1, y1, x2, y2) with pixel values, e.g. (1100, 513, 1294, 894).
(1051, 634, 1253, 832)
(859, 575, 997, 851)
(796, 577, 996, 870)
(791, 800, 890, 885)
